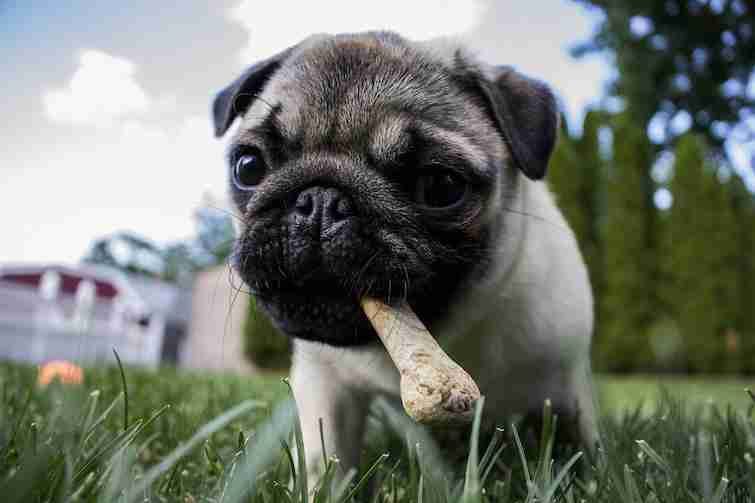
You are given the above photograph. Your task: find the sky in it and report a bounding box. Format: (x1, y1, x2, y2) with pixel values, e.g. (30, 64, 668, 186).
(0, 0, 614, 265)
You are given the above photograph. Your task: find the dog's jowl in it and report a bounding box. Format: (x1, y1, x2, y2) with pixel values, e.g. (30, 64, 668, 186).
(212, 31, 596, 477)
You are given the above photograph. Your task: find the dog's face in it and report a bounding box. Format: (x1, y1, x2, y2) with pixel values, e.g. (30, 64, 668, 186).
(213, 32, 558, 346)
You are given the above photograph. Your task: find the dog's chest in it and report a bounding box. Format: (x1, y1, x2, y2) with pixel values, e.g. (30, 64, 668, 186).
(295, 341, 401, 394)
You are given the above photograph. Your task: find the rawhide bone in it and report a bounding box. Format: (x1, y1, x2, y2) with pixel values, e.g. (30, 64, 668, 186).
(361, 297, 481, 424)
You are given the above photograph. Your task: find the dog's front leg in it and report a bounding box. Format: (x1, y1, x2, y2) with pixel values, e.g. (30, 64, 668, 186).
(290, 349, 369, 486)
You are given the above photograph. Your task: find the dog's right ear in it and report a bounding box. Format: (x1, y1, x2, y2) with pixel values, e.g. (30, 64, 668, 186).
(212, 47, 294, 137)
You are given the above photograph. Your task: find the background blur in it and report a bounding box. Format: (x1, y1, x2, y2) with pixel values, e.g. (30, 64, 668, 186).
(1, 0, 753, 375)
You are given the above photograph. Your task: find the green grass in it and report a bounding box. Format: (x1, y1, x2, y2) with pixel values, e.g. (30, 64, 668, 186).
(1, 360, 753, 502)
(599, 374, 755, 414)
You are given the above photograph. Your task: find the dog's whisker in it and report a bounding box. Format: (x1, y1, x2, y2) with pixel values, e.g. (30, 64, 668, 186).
(201, 204, 245, 223)
(349, 251, 380, 298)
(401, 264, 411, 304)
(499, 206, 571, 233)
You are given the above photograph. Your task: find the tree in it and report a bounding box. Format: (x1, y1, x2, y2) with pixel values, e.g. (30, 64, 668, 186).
(729, 176, 755, 372)
(572, 0, 754, 159)
(663, 134, 741, 372)
(573, 111, 606, 310)
(163, 242, 200, 284)
(193, 193, 235, 266)
(596, 112, 658, 371)
(548, 111, 606, 330)
(82, 196, 236, 283)
(242, 297, 290, 370)
(549, 119, 584, 238)
(82, 232, 166, 278)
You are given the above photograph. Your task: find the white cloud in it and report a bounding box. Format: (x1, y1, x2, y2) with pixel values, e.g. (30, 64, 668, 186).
(2, 1, 616, 266)
(0, 115, 229, 264)
(458, 2, 610, 134)
(12, 48, 232, 264)
(230, 0, 484, 64)
(43, 50, 151, 126)
(227, 0, 608, 135)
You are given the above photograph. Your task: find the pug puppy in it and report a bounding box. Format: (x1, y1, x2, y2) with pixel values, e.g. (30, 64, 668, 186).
(212, 31, 596, 475)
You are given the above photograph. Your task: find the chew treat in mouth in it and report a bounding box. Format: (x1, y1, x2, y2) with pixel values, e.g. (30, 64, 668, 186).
(361, 297, 481, 424)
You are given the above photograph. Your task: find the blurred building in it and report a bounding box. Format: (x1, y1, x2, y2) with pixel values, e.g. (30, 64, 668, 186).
(181, 265, 256, 373)
(0, 262, 255, 373)
(128, 273, 193, 364)
(0, 263, 190, 367)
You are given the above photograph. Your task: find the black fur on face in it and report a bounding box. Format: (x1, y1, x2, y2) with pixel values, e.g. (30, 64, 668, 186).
(214, 32, 555, 346)
(230, 131, 497, 346)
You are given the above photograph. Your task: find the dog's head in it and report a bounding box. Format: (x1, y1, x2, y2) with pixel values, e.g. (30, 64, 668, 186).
(212, 31, 558, 346)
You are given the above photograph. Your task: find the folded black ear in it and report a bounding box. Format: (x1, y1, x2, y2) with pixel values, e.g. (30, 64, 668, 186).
(477, 66, 559, 180)
(212, 47, 295, 137)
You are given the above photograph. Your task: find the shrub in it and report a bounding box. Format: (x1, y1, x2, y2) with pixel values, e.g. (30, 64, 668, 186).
(242, 297, 291, 370)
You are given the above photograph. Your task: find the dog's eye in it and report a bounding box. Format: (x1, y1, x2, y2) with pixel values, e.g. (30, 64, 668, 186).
(233, 151, 266, 190)
(414, 171, 467, 209)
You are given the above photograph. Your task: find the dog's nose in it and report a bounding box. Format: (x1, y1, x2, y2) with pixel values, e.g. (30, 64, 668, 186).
(292, 186, 353, 234)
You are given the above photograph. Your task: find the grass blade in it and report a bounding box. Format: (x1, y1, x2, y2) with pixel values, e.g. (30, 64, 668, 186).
(707, 477, 729, 503)
(543, 451, 582, 501)
(462, 396, 486, 502)
(623, 465, 642, 503)
(635, 440, 671, 473)
(222, 398, 297, 503)
(112, 348, 129, 432)
(337, 452, 389, 503)
(511, 423, 532, 488)
(126, 399, 265, 502)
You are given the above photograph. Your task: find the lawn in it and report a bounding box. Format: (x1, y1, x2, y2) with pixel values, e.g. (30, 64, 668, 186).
(1, 360, 753, 502)
(598, 374, 755, 414)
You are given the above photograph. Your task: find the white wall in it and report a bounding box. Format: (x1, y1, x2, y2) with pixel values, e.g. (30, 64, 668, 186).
(182, 266, 257, 373)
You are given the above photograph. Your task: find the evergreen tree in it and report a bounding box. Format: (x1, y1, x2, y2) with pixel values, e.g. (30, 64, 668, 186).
(243, 297, 291, 370)
(82, 232, 166, 278)
(571, 0, 755, 159)
(549, 111, 606, 340)
(548, 118, 584, 239)
(746, 197, 755, 373)
(573, 110, 606, 322)
(730, 176, 755, 372)
(664, 134, 741, 372)
(596, 113, 657, 372)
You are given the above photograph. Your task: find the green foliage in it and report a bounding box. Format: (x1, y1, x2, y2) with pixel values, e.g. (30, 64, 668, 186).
(564, 1, 755, 373)
(243, 297, 291, 370)
(162, 242, 201, 283)
(728, 177, 755, 373)
(574, 111, 607, 299)
(82, 206, 236, 284)
(82, 231, 166, 278)
(662, 134, 743, 372)
(0, 362, 284, 502)
(2, 362, 755, 502)
(548, 111, 606, 325)
(572, 0, 755, 157)
(549, 120, 584, 242)
(548, 110, 754, 374)
(194, 205, 236, 265)
(596, 113, 658, 372)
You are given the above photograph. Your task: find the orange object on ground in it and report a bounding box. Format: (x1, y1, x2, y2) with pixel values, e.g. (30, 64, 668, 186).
(37, 360, 84, 386)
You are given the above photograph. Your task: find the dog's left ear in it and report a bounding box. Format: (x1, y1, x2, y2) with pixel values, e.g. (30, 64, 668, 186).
(212, 46, 295, 137)
(476, 66, 559, 180)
